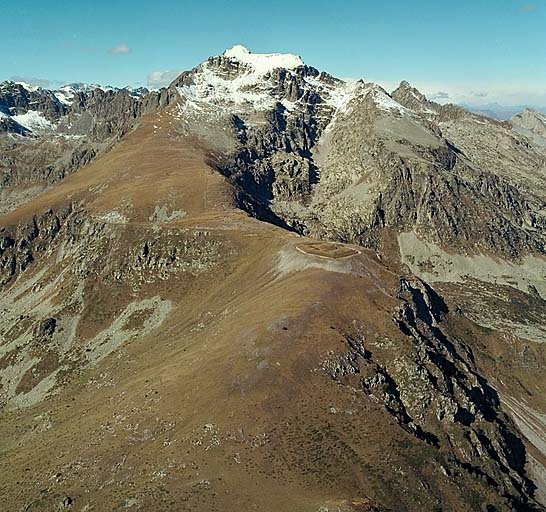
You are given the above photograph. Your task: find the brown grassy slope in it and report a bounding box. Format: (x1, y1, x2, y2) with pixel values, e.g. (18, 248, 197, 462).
(0, 104, 539, 511)
(1, 104, 235, 227)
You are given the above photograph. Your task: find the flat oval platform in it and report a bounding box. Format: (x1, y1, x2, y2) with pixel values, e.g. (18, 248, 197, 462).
(295, 242, 360, 259)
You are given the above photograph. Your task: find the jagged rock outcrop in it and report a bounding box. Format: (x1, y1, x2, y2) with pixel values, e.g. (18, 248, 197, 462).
(34, 317, 57, 338)
(0, 206, 72, 287)
(391, 80, 438, 115)
(323, 277, 540, 510)
(0, 81, 67, 123)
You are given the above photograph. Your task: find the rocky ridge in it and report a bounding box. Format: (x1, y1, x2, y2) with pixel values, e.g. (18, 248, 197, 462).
(149, 47, 546, 261)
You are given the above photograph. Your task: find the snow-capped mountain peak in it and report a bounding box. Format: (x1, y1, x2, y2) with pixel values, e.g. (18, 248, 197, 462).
(55, 83, 104, 105)
(54, 83, 147, 105)
(173, 45, 350, 117)
(222, 45, 304, 74)
(12, 81, 41, 92)
(173, 46, 309, 114)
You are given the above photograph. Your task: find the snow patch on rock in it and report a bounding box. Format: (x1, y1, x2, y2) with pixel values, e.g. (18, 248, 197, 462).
(223, 45, 303, 74)
(366, 84, 409, 114)
(11, 110, 54, 133)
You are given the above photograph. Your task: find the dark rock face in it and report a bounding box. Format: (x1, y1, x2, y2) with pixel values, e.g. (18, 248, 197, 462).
(0, 81, 67, 123)
(212, 74, 546, 258)
(65, 88, 144, 140)
(203, 70, 330, 220)
(0, 207, 72, 287)
(34, 317, 57, 338)
(0, 143, 98, 189)
(323, 277, 539, 511)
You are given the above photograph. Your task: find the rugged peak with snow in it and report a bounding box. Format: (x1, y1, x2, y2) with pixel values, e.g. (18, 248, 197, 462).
(169, 46, 377, 125)
(0, 78, 151, 136)
(222, 44, 305, 73)
(391, 80, 438, 114)
(171, 46, 325, 115)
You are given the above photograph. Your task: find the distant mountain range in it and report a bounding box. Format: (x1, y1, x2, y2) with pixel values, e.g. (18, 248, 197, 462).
(463, 102, 546, 120)
(3, 76, 545, 122)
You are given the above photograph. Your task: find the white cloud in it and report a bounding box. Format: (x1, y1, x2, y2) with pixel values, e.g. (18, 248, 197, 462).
(147, 70, 182, 88)
(8, 75, 64, 89)
(430, 91, 450, 100)
(108, 44, 131, 55)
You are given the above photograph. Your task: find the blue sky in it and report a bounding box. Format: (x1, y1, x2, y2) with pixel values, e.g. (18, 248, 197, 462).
(2, 0, 545, 105)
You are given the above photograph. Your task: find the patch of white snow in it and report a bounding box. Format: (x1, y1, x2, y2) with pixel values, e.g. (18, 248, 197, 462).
(11, 110, 54, 133)
(223, 45, 303, 74)
(368, 86, 409, 114)
(14, 81, 40, 92)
